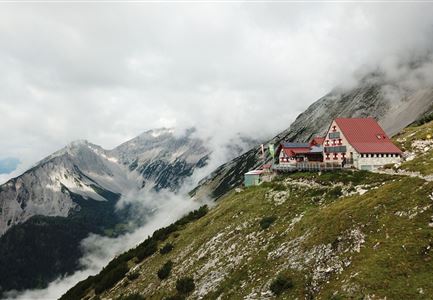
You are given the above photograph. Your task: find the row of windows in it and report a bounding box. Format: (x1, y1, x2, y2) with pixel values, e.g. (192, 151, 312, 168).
(360, 153, 400, 158)
(324, 146, 347, 153)
(325, 152, 345, 160)
(325, 139, 343, 146)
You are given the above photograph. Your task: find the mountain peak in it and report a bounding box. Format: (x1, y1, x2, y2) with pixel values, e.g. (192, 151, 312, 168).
(67, 139, 89, 148)
(144, 128, 175, 138)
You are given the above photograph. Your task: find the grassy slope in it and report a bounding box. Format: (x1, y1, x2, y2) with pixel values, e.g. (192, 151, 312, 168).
(88, 171, 433, 300)
(70, 121, 433, 300)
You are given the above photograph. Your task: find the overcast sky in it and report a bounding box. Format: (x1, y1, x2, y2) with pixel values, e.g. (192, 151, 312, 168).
(1, 2, 433, 182)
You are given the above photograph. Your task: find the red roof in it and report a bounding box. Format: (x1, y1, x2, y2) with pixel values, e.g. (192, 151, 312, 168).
(334, 118, 402, 154)
(310, 137, 325, 146)
(282, 147, 310, 157)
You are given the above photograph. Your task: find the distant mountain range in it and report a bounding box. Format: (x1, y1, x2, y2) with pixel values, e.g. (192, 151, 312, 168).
(0, 128, 209, 236)
(0, 128, 255, 295)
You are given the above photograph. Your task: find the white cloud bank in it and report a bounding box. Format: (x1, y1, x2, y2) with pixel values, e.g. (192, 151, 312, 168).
(1, 3, 433, 183)
(5, 188, 207, 300)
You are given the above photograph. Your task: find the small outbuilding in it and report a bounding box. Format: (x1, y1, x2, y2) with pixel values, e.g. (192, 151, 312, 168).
(244, 170, 264, 187)
(244, 164, 274, 187)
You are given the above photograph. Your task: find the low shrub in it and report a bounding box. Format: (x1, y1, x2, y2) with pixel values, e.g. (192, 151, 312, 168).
(126, 272, 139, 281)
(270, 274, 293, 295)
(272, 183, 286, 191)
(160, 243, 174, 254)
(94, 262, 129, 294)
(175, 206, 208, 226)
(157, 260, 173, 280)
(327, 186, 343, 198)
(176, 277, 195, 294)
(260, 216, 277, 230)
(136, 239, 157, 261)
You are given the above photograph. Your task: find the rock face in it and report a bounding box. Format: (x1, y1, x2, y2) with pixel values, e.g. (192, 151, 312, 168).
(192, 75, 433, 200)
(0, 128, 215, 295)
(0, 129, 210, 236)
(0, 127, 258, 295)
(112, 128, 209, 191)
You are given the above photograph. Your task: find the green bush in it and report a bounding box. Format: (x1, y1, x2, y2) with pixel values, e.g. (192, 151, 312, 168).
(176, 277, 195, 294)
(136, 239, 157, 261)
(157, 260, 173, 280)
(94, 262, 129, 294)
(260, 216, 277, 230)
(272, 183, 286, 191)
(175, 206, 209, 226)
(126, 272, 139, 281)
(327, 187, 343, 198)
(270, 274, 293, 295)
(160, 243, 174, 254)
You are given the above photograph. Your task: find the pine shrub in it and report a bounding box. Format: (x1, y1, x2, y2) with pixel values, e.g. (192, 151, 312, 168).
(160, 243, 174, 254)
(136, 239, 157, 261)
(269, 274, 293, 295)
(126, 272, 139, 281)
(175, 277, 195, 294)
(260, 216, 277, 230)
(94, 262, 129, 294)
(157, 260, 173, 280)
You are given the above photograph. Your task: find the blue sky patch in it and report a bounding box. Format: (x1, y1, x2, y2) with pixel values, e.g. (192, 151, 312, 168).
(0, 157, 20, 174)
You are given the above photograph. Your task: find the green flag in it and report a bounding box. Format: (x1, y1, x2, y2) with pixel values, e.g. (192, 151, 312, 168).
(268, 144, 275, 158)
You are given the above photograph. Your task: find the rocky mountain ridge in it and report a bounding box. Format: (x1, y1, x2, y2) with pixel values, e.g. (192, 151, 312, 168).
(0, 128, 218, 295)
(192, 74, 433, 200)
(0, 128, 209, 236)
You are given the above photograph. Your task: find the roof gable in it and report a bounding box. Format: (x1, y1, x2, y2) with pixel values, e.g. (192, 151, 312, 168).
(334, 118, 402, 154)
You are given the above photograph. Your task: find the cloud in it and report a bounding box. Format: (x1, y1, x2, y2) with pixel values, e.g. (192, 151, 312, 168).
(5, 187, 207, 300)
(1, 3, 433, 184)
(2, 3, 433, 298)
